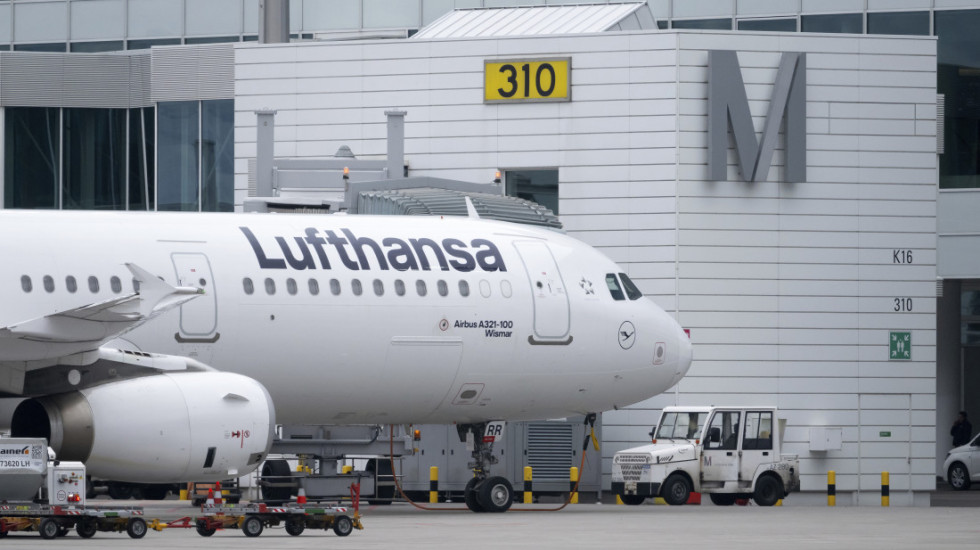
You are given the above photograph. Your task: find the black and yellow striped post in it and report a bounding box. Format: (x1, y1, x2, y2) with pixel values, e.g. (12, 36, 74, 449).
(881, 471, 889, 507)
(523, 466, 533, 504)
(569, 467, 579, 504)
(827, 470, 836, 506)
(429, 466, 438, 504)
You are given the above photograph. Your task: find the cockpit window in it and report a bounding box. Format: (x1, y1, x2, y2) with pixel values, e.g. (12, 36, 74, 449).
(656, 412, 708, 440)
(619, 272, 643, 301)
(605, 273, 625, 301)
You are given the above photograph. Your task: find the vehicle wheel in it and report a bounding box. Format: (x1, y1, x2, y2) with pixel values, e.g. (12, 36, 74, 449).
(753, 475, 783, 507)
(662, 475, 691, 506)
(241, 516, 263, 537)
(261, 459, 293, 504)
(127, 517, 147, 539)
(76, 519, 98, 538)
(107, 483, 133, 500)
(332, 515, 353, 537)
(57, 526, 70, 537)
(196, 520, 216, 537)
(367, 459, 395, 505)
(478, 476, 514, 513)
(620, 494, 645, 506)
(140, 484, 169, 500)
(39, 518, 61, 540)
(949, 462, 971, 491)
(285, 517, 305, 536)
(709, 493, 737, 506)
(464, 477, 484, 513)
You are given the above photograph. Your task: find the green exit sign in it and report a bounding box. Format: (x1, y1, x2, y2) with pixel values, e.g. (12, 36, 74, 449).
(880, 431, 891, 437)
(889, 331, 911, 360)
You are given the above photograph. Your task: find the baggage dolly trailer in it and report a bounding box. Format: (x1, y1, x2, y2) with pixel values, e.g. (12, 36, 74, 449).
(0, 502, 147, 539)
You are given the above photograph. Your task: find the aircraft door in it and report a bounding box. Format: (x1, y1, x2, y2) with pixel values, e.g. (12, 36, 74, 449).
(701, 410, 741, 486)
(171, 253, 218, 339)
(513, 241, 570, 340)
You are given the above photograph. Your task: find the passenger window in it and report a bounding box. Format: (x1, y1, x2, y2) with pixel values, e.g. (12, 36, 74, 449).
(459, 280, 470, 297)
(605, 273, 625, 301)
(416, 280, 427, 297)
(308, 278, 319, 295)
(43, 275, 55, 293)
(619, 272, 643, 300)
(264, 278, 276, 295)
(88, 276, 100, 293)
(243, 277, 254, 295)
(395, 279, 406, 296)
(286, 278, 298, 295)
(21, 275, 32, 293)
(352, 279, 363, 296)
(500, 280, 512, 298)
(330, 279, 341, 296)
(480, 280, 491, 298)
(110, 276, 122, 294)
(373, 279, 384, 296)
(66, 276, 77, 293)
(437, 280, 448, 297)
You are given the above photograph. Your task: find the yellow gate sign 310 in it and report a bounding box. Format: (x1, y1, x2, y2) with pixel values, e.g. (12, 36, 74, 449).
(484, 58, 570, 103)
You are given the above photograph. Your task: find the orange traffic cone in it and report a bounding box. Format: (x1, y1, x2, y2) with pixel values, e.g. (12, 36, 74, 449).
(205, 488, 215, 507)
(214, 482, 224, 505)
(297, 486, 307, 505)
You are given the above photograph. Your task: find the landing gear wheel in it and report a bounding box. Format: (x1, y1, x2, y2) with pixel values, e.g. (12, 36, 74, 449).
(949, 463, 971, 490)
(261, 459, 293, 504)
(241, 516, 263, 537)
(196, 520, 216, 537)
(464, 477, 484, 512)
(39, 518, 61, 539)
(709, 493, 737, 506)
(141, 484, 169, 500)
(285, 517, 305, 536)
(620, 494, 645, 506)
(108, 483, 133, 500)
(332, 515, 353, 537)
(76, 519, 98, 538)
(662, 475, 691, 506)
(478, 476, 514, 513)
(127, 517, 147, 539)
(753, 476, 783, 506)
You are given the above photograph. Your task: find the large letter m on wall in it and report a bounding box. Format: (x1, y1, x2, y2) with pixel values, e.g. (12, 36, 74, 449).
(708, 51, 806, 183)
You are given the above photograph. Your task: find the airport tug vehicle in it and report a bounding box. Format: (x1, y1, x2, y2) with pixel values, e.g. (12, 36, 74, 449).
(612, 407, 800, 506)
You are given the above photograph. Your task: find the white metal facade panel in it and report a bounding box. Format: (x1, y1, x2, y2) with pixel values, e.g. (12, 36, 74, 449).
(233, 30, 938, 497)
(151, 44, 235, 102)
(0, 52, 149, 108)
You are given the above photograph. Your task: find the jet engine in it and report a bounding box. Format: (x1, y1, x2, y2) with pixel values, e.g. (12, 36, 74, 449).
(11, 371, 274, 483)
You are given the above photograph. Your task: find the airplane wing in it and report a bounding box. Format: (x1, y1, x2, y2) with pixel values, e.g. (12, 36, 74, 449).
(0, 263, 202, 392)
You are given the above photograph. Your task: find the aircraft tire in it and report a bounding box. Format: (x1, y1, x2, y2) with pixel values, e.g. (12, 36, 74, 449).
(464, 477, 485, 513)
(478, 476, 514, 513)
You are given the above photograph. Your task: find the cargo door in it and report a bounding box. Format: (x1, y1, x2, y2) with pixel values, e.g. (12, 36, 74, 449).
(171, 252, 218, 338)
(513, 241, 569, 341)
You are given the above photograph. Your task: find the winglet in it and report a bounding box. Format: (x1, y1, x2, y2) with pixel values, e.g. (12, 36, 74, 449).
(126, 263, 203, 317)
(464, 196, 480, 219)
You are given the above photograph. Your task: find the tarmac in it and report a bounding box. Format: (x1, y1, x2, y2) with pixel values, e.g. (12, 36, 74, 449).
(1, 493, 978, 550)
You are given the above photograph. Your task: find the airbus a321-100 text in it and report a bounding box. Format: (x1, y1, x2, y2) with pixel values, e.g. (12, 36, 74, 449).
(0, 210, 692, 511)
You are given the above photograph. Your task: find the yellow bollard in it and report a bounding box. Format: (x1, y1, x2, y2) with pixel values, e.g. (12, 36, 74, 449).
(429, 466, 439, 504)
(179, 489, 188, 501)
(828, 470, 836, 507)
(569, 467, 579, 504)
(523, 466, 533, 504)
(616, 495, 624, 505)
(881, 471, 889, 507)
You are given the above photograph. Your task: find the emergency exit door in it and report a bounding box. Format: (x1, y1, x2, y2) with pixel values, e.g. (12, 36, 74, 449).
(171, 252, 218, 338)
(513, 241, 569, 341)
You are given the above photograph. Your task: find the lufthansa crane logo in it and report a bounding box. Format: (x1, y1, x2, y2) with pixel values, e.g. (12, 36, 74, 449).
(618, 321, 636, 350)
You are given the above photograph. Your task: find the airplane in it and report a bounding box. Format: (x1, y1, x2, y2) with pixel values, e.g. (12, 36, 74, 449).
(0, 209, 693, 512)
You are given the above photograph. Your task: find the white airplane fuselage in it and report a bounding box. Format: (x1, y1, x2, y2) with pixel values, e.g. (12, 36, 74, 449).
(1, 211, 691, 427)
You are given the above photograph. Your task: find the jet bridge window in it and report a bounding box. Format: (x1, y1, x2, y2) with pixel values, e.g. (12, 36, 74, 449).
(21, 275, 32, 293)
(242, 277, 254, 295)
(395, 279, 406, 296)
(110, 276, 122, 294)
(619, 273, 643, 300)
(88, 276, 100, 293)
(43, 275, 55, 293)
(286, 278, 298, 295)
(66, 276, 78, 293)
(437, 280, 448, 297)
(308, 278, 319, 295)
(605, 274, 625, 301)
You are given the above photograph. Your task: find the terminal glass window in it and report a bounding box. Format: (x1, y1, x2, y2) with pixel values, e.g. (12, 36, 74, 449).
(963, 289, 980, 345)
(4, 107, 60, 209)
(157, 101, 200, 211)
(504, 169, 558, 215)
(672, 18, 731, 30)
(867, 11, 928, 36)
(738, 18, 796, 32)
(129, 107, 155, 210)
(937, 10, 980, 189)
(801, 13, 862, 33)
(63, 108, 126, 210)
(71, 41, 125, 53)
(201, 100, 234, 212)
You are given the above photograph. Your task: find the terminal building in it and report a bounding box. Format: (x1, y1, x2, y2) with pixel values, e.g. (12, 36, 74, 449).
(1, 1, 978, 505)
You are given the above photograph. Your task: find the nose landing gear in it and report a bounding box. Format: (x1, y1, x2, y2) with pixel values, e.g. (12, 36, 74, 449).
(458, 423, 514, 513)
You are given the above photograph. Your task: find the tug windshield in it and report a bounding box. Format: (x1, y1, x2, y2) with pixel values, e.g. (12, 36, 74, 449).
(656, 412, 708, 440)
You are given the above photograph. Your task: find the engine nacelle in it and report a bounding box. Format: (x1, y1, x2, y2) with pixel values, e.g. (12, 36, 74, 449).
(11, 372, 275, 483)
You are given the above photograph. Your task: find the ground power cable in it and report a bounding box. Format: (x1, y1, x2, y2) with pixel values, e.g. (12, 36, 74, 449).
(386, 423, 595, 512)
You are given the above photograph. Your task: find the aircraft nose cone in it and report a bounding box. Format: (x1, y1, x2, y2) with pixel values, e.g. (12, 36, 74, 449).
(672, 325, 693, 386)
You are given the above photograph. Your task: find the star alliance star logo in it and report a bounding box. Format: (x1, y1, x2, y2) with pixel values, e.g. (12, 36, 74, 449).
(580, 277, 594, 295)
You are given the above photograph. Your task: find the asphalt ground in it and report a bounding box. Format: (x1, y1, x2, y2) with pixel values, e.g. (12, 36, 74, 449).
(1, 496, 979, 550)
